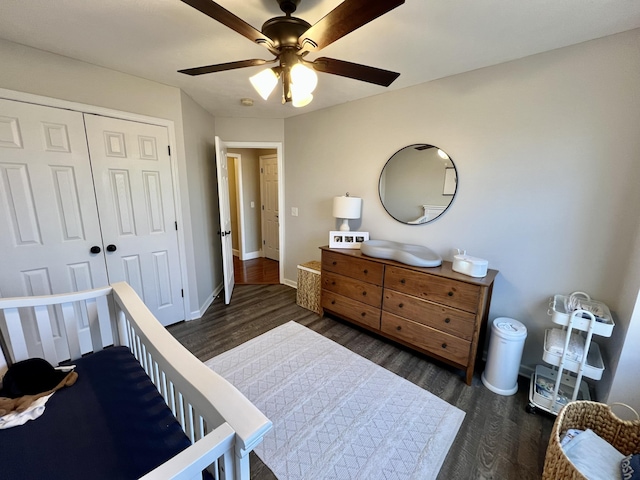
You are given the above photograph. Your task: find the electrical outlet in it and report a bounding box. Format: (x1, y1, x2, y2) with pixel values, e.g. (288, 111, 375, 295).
(250, 201, 255, 208)
(291, 207, 299, 216)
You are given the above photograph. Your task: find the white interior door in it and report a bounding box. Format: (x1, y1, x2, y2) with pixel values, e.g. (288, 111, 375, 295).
(0, 98, 109, 358)
(260, 154, 279, 261)
(215, 136, 234, 304)
(84, 114, 184, 326)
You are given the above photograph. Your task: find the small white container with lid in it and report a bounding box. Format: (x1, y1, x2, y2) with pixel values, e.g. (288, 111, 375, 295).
(452, 253, 488, 278)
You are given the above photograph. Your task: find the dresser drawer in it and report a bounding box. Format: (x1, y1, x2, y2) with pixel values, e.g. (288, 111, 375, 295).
(381, 312, 471, 366)
(382, 290, 476, 341)
(322, 290, 381, 330)
(384, 266, 481, 313)
(322, 250, 384, 285)
(322, 271, 382, 308)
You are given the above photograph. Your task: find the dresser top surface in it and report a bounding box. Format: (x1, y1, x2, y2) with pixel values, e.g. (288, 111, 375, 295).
(320, 246, 498, 286)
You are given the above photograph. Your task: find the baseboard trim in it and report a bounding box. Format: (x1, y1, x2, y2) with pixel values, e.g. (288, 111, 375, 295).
(283, 278, 297, 288)
(189, 283, 223, 320)
(242, 250, 261, 261)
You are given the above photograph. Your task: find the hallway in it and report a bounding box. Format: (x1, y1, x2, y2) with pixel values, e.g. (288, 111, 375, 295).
(233, 256, 279, 284)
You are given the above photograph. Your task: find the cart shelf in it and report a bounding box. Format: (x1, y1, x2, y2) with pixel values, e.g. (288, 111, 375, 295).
(549, 294, 614, 336)
(529, 365, 590, 414)
(543, 329, 604, 380)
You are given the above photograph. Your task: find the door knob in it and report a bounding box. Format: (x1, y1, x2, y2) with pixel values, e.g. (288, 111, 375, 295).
(90, 246, 101, 254)
(106, 244, 117, 252)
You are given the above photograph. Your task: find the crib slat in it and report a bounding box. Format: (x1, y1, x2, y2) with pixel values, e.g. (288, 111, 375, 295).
(187, 403, 196, 443)
(160, 370, 168, 403)
(197, 415, 206, 442)
(34, 305, 58, 365)
(153, 361, 161, 393)
(177, 392, 186, 432)
(116, 308, 130, 348)
(4, 307, 29, 362)
(221, 449, 235, 480)
(96, 295, 113, 347)
(61, 301, 81, 360)
(86, 298, 103, 354)
(168, 380, 177, 417)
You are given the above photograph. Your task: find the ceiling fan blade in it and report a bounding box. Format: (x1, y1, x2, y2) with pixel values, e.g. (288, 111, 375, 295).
(180, 0, 276, 52)
(311, 57, 400, 87)
(178, 59, 271, 76)
(298, 0, 404, 53)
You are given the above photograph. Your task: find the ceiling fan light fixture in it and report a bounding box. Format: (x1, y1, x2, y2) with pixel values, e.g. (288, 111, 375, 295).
(291, 89, 313, 108)
(250, 68, 279, 100)
(290, 63, 318, 94)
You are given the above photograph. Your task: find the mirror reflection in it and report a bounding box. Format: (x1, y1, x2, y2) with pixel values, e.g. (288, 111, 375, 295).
(379, 144, 457, 224)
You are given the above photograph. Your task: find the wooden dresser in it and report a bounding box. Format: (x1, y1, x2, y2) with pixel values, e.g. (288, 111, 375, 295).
(320, 246, 498, 385)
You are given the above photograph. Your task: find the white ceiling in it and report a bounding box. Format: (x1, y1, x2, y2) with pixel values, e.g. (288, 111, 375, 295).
(2, 0, 640, 119)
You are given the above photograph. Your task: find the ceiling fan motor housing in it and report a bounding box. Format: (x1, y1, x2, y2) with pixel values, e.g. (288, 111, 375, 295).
(262, 16, 311, 49)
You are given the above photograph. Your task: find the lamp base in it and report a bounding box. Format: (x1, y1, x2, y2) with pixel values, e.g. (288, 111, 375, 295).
(338, 218, 351, 231)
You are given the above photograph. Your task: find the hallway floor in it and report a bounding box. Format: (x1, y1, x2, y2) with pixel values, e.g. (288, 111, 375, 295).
(233, 256, 279, 284)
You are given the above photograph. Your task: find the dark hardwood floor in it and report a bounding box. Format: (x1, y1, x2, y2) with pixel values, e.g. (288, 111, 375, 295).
(168, 284, 555, 480)
(234, 256, 279, 284)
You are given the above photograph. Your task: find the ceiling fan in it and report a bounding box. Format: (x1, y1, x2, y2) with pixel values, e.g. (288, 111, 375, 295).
(178, 0, 405, 107)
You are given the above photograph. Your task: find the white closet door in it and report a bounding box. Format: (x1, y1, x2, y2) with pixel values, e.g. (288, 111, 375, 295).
(84, 114, 183, 326)
(0, 98, 109, 358)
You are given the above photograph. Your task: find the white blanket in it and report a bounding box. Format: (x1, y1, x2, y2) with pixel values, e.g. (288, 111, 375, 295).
(0, 393, 53, 429)
(563, 428, 624, 480)
(547, 328, 585, 362)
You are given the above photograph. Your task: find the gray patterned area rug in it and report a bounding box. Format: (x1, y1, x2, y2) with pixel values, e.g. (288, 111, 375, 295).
(205, 321, 465, 480)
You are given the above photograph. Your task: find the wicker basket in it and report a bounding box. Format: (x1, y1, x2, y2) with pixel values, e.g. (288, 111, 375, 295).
(296, 261, 322, 314)
(543, 400, 640, 479)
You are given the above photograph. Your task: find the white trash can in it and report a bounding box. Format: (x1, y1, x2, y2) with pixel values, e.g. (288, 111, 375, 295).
(481, 317, 527, 395)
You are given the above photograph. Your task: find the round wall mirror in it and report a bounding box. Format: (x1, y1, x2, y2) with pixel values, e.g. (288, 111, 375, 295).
(379, 144, 457, 224)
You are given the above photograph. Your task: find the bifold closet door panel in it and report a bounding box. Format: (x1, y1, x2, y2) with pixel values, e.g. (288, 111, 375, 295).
(83, 114, 184, 326)
(0, 98, 109, 358)
(0, 99, 109, 296)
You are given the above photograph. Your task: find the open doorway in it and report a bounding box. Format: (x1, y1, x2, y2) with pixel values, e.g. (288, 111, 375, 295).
(227, 144, 282, 285)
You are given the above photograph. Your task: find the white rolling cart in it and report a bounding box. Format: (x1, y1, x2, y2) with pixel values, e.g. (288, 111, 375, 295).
(527, 292, 614, 415)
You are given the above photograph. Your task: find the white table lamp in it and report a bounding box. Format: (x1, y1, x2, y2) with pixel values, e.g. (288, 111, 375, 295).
(333, 194, 362, 231)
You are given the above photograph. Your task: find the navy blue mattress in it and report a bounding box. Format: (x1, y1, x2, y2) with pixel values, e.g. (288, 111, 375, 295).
(0, 346, 196, 479)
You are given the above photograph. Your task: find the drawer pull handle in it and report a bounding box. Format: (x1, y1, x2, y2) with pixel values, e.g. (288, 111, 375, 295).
(363, 269, 368, 274)
(361, 312, 366, 317)
(331, 281, 336, 285)
(331, 300, 336, 305)
(332, 261, 337, 265)
(396, 325, 402, 331)
(444, 318, 451, 323)
(448, 291, 454, 297)
(400, 279, 406, 284)
(441, 343, 447, 349)
(362, 291, 367, 296)
(398, 303, 404, 308)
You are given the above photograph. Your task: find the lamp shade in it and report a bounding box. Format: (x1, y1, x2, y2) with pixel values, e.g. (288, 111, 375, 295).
(250, 68, 279, 100)
(333, 196, 362, 219)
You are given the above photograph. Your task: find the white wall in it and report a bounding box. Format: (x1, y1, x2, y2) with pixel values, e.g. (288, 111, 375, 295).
(214, 117, 284, 144)
(283, 29, 640, 404)
(180, 91, 221, 315)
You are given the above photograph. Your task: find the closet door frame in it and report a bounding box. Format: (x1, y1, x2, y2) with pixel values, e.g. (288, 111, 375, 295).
(0, 87, 191, 321)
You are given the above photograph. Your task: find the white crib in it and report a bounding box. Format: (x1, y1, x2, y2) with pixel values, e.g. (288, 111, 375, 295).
(0, 281, 272, 480)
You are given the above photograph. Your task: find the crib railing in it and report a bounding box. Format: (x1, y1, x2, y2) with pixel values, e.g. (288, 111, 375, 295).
(0, 282, 272, 480)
